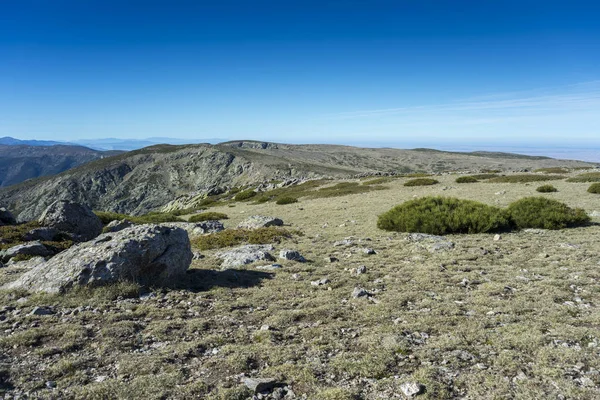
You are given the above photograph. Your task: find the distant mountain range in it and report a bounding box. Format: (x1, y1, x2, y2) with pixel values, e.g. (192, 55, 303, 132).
(0, 136, 225, 151)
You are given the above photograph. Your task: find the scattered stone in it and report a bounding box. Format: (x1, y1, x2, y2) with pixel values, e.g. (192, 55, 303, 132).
(23, 227, 62, 242)
(3, 225, 192, 293)
(237, 215, 283, 229)
(191, 220, 225, 235)
(255, 264, 283, 270)
(29, 306, 55, 316)
(588, 211, 600, 218)
(400, 382, 425, 397)
(311, 278, 330, 286)
(362, 248, 376, 254)
(523, 228, 547, 234)
(45, 381, 57, 389)
(493, 234, 501, 241)
(352, 287, 370, 298)
(104, 219, 133, 233)
(279, 249, 305, 262)
(407, 233, 454, 253)
(0, 241, 51, 263)
(333, 239, 354, 247)
(242, 377, 278, 394)
(325, 256, 339, 263)
(216, 245, 275, 268)
(260, 324, 272, 331)
(39, 200, 103, 242)
(356, 265, 367, 274)
(192, 251, 204, 260)
(0, 207, 16, 226)
(16, 297, 28, 305)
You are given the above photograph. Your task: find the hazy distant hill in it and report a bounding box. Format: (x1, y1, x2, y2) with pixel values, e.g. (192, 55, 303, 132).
(0, 144, 121, 188)
(0, 140, 594, 221)
(0, 136, 67, 147)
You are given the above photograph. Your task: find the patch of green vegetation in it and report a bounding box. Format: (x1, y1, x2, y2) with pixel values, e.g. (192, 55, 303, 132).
(536, 184, 558, 193)
(275, 196, 298, 205)
(188, 212, 229, 223)
(534, 167, 569, 174)
(192, 227, 300, 250)
(455, 176, 478, 183)
(507, 197, 590, 230)
(310, 182, 387, 198)
(469, 173, 500, 180)
(0, 221, 40, 250)
(587, 183, 600, 194)
(377, 196, 510, 235)
(488, 174, 565, 183)
(94, 211, 183, 225)
(401, 173, 432, 178)
(234, 189, 257, 201)
(362, 177, 393, 185)
(566, 172, 600, 183)
(404, 178, 439, 187)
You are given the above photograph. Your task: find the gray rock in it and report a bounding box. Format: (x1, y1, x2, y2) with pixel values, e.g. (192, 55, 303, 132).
(6, 256, 46, 269)
(279, 249, 305, 262)
(162, 221, 224, 236)
(352, 287, 370, 298)
(325, 256, 339, 263)
(406, 233, 454, 253)
(333, 239, 354, 247)
(493, 234, 502, 241)
(23, 227, 62, 242)
(523, 228, 547, 234)
(3, 225, 192, 293)
(39, 200, 103, 242)
(255, 264, 283, 270)
(216, 245, 275, 268)
(311, 278, 330, 286)
(104, 219, 133, 233)
(0, 207, 16, 225)
(29, 306, 55, 316)
(192, 251, 204, 260)
(237, 215, 283, 229)
(589, 211, 600, 218)
(242, 377, 278, 394)
(362, 248, 376, 254)
(400, 382, 425, 397)
(356, 265, 367, 274)
(0, 241, 51, 263)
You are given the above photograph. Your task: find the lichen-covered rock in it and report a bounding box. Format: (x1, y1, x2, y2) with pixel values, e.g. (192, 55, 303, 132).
(216, 245, 275, 268)
(0, 207, 16, 226)
(23, 227, 62, 242)
(104, 219, 134, 233)
(406, 233, 454, 253)
(237, 215, 283, 230)
(0, 241, 51, 263)
(39, 200, 102, 242)
(2, 225, 192, 293)
(279, 249, 306, 262)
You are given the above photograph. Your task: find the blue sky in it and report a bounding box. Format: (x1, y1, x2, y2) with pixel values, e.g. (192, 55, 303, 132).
(1, 0, 599, 148)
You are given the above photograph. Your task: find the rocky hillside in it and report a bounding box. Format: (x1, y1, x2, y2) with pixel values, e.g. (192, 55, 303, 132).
(0, 141, 595, 221)
(0, 145, 119, 188)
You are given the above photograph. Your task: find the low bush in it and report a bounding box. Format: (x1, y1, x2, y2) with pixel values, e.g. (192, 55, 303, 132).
(362, 177, 393, 185)
(534, 167, 569, 174)
(311, 182, 386, 198)
(188, 212, 229, 223)
(488, 174, 565, 183)
(566, 172, 600, 183)
(193, 227, 299, 250)
(469, 173, 500, 180)
(275, 196, 298, 205)
(588, 183, 600, 194)
(507, 197, 589, 230)
(404, 178, 439, 187)
(234, 189, 257, 201)
(456, 176, 478, 183)
(536, 184, 558, 193)
(377, 197, 510, 235)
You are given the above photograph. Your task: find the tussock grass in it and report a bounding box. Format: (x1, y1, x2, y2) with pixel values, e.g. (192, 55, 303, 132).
(188, 212, 229, 222)
(488, 174, 565, 183)
(536, 184, 558, 193)
(192, 227, 299, 250)
(507, 197, 590, 230)
(566, 172, 600, 183)
(404, 178, 439, 187)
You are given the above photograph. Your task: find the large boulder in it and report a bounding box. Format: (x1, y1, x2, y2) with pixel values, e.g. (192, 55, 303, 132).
(0, 241, 52, 263)
(0, 207, 16, 226)
(23, 227, 62, 242)
(3, 225, 193, 293)
(216, 244, 275, 268)
(39, 200, 103, 242)
(237, 215, 283, 230)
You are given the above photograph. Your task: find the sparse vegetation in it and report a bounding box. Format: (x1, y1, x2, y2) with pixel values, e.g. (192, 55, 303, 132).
(233, 189, 257, 201)
(566, 172, 600, 183)
(275, 196, 298, 205)
(468, 173, 500, 180)
(455, 176, 478, 183)
(404, 178, 439, 187)
(507, 197, 590, 230)
(377, 196, 510, 235)
(361, 177, 393, 185)
(188, 212, 229, 222)
(587, 183, 600, 194)
(534, 167, 569, 174)
(536, 184, 558, 193)
(94, 211, 183, 224)
(488, 174, 565, 183)
(192, 227, 299, 250)
(311, 182, 387, 198)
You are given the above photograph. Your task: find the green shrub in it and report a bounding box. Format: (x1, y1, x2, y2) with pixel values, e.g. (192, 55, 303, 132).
(456, 176, 478, 183)
(193, 227, 299, 250)
(488, 174, 565, 183)
(275, 196, 298, 205)
(404, 178, 439, 187)
(377, 196, 510, 235)
(536, 184, 558, 193)
(234, 189, 257, 201)
(507, 197, 589, 230)
(188, 212, 229, 222)
(534, 167, 569, 174)
(469, 173, 500, 180)
(362, 177, 393, 185)
(566, 172, 600, 183)
(588, 183, 600, 194)
(310, 182, 386, 198)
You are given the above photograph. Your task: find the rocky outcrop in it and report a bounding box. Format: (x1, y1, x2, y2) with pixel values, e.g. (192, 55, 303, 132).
(0, 207, 16, 226)
(23, 227, 61, 242)
(3, 225, 192, 293)
(39, 200, 103, 242)
(216, 245, 275, 268)
(104, 219, 134, 233)
(238, 216, 284, 230)
(0, 241, 51, 263)
(162, 221, 224, 237)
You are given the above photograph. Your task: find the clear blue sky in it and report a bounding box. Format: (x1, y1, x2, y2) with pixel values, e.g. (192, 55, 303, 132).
(1, 0, 599, 147)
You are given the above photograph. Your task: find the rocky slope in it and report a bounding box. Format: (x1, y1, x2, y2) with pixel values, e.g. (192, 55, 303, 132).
(0, 141, 595, 221)
(0, 145, 119, 188)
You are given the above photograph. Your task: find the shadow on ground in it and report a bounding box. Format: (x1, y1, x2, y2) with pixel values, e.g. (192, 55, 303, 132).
(171, 268, 274, 292)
